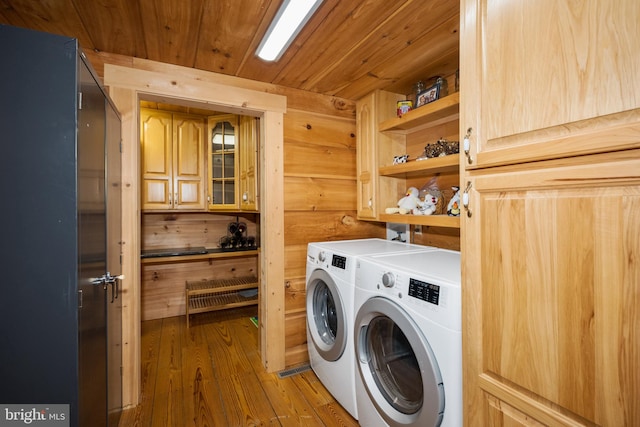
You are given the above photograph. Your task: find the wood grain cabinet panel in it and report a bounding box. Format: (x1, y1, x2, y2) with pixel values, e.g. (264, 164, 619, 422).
(207, 114, 259, 211)
(461, 0, 640, 425)
(464, 151, 640, 426)
(238, 115, 259, 211)
(140, 109, 205, 210)
(173, 114, 206, 209)
(462, 0, 640, 170)
(356, 90, 405, 220)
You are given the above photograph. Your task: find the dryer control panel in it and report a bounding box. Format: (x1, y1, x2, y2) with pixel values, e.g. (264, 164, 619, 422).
(408, 278, 440, 306)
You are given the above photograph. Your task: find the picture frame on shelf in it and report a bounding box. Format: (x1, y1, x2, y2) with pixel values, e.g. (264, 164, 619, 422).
(415, 82, 440, 108)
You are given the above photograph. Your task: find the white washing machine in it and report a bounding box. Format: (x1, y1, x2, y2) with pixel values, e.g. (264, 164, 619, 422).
(354, 249, 462, 427)
(306, 239, 437, 419)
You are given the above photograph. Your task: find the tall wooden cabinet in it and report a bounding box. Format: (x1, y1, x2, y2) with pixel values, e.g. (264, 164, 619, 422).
(140, 109, 206, 210)
(460, 0, 640, 425)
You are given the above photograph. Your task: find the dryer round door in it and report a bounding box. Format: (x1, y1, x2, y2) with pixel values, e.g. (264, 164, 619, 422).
(306, 268, 347, 361)
(355, 296, 444, 427)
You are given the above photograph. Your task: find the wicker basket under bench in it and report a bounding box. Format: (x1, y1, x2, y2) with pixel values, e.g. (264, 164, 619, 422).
(185, 276, 259, 327)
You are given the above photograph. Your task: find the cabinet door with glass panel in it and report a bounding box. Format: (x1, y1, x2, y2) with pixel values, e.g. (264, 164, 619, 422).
(207, 114, 239, 210)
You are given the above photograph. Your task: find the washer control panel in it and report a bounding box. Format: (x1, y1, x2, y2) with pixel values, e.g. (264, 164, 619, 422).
(331, 254, 347, 269)
(381, 272, 395, 288)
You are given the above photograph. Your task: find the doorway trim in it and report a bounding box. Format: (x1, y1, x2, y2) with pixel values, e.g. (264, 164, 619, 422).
(104, 61, 286, 407)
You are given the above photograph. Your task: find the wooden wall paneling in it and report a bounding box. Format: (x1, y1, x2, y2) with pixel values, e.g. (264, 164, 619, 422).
(284, 277, 307, 314)
(284, 211, 385, 245)
(281, 103, 384, 367)
(284, 310, 309, 367)
(141, 212, 258, 250)
(284, 142, 356, 178)
(283, 109, 357, 178)
(284, 177, 357, 212)
(284, 244, 307, 279)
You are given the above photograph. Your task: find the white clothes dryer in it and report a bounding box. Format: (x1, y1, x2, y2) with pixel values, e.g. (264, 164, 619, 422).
(306, 239, 437, 419)
(354, 249, 462, 427)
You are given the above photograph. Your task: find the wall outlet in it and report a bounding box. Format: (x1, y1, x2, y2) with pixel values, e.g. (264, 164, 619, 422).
(414, 225, 423, 235)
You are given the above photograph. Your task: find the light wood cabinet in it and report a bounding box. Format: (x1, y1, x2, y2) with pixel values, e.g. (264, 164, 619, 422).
(460, 0, 640, 425)
(356, 90, 461, 227)
(207, 114, 259, 211)
(356, 90, 405, 219)
(238, 115, 259, 211)
(140, 109, 206, 210)
(207, 114, 238, 210)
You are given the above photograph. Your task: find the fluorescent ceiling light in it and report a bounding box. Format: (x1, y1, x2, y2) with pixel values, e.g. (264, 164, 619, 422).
(256, 0, 324, 62)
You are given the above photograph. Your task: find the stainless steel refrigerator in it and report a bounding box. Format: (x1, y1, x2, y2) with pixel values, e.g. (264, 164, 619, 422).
(0, 25, 122, 427)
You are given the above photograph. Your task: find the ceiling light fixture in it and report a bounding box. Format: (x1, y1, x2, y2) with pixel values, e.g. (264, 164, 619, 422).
(256, 0, 324, 62)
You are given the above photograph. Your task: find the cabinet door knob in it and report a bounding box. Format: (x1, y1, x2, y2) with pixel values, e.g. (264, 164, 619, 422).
(368, 198, 373, 207)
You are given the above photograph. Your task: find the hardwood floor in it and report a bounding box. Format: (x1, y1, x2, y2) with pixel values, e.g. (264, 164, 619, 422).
(119, 307, 359, 426)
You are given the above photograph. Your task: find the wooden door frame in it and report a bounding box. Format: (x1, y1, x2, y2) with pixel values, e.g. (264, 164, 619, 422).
(104, 62, 287, 408)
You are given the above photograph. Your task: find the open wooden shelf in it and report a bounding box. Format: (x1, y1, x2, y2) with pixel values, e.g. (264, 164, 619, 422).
(379, 92, 460, 133)
(378, 155, 459, 178)
(186, 276, 259, 327)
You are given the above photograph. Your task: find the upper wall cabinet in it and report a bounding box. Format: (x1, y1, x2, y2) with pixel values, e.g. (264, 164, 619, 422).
(356, 90, 405, 220)
(461, 0, 640, 170)
(140, 109, 206, 210)
(207, 114, 259, 212)
(207, 114, 238, 210)
(356, 89, 461, 227)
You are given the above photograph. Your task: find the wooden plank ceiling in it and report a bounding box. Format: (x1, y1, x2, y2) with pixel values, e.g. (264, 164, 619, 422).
(0, 0, 459, 101)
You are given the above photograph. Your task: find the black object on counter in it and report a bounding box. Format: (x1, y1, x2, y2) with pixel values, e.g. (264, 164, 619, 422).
(141, 247, 208, 258)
